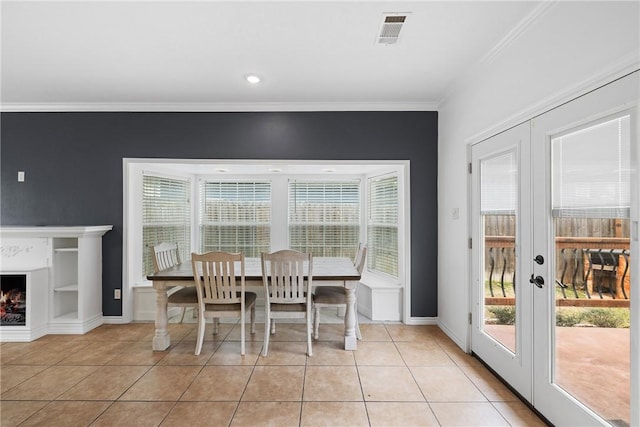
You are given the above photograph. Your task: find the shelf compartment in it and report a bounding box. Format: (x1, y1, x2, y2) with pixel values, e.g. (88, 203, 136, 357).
(54, 284, 78, 292)
(52, 311, 79, 321)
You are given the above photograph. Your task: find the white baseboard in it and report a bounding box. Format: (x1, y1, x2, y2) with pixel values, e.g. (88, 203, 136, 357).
(0, 324, 48, 342)
(437, 319, 468, 352)
(47, 314, 103, 334)
(404, 317, 438, 325)
(102, 316, 129, 324)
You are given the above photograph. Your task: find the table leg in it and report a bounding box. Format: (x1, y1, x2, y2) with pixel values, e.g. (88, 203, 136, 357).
(152, 285, 171, 351)
(344, 284, 357, 351)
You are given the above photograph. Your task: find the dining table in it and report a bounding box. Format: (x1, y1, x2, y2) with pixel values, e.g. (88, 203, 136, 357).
(146, 256, 362, 352)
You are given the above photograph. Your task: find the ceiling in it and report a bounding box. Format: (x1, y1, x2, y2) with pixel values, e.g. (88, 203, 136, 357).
(1, 1, 541, 112)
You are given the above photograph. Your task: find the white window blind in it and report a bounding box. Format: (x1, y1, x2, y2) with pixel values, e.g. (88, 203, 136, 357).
(200, 181, 271, 257)
(367, 175, 398, 277)
(480, 151, 517, 215)
(288, 180, 360, 258)
(142, 174, 191, 276)
(552, 115, 630, 218)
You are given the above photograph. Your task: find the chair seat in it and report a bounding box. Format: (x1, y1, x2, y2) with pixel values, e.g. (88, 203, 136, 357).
(168, 286, 198, 304)
(315, 286, 345, 295)
(270, 302, 307, 312)
(203, 292, 257, 311)
(314, 286, 347, 304)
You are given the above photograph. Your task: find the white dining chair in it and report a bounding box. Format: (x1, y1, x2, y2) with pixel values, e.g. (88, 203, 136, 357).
(151, 242, 198, 323)
(313, 243, 366, 340)
(191, 251, 256, 355)
(261, 249, 314, 357)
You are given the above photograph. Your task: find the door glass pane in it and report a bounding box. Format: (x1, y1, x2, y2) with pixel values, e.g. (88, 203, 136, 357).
(481, 151, 517, 353)
(552, 115, 630, 425)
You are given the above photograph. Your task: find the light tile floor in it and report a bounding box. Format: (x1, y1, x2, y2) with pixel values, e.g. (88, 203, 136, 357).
(0, 319, 548, 426)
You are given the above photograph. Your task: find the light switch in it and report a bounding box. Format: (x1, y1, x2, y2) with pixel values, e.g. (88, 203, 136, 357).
(17, 171, 25, 182)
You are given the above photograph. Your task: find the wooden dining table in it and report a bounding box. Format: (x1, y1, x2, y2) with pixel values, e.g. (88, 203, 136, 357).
(146, 257, 362, 352)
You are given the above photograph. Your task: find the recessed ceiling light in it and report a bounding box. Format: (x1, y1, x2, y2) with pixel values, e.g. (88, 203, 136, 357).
(322, 168, 336, 173)
(245, 74, 261, 84)
(268, 168, 282, 173)
(216, 168, 229, 173)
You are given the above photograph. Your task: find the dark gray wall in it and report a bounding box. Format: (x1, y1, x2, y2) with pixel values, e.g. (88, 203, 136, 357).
(1, 111, 438, 317)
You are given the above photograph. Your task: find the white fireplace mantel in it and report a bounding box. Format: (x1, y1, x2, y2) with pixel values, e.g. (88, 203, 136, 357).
(0, 225, 113, 239)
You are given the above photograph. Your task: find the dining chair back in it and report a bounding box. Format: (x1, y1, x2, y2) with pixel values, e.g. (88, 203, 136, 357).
(150, 242, 198, 324)
(261, 249, 313, 356)
(313, 244, 366, 340)
(152, 242, 181, 272)
(191, 251, 256, 355)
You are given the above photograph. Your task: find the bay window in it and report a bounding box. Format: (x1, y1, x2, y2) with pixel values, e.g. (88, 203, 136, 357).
(288, 180, 360, 259)
(199, 181, 271, 257)
(367, 174, 399, 277)
(142, 174, 191, 276)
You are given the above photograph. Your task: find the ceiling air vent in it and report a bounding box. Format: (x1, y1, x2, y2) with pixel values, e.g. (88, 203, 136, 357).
(377, 13, 409, 45)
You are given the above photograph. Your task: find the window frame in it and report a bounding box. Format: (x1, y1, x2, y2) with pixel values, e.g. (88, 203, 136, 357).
(142, 172, 192, 277)
(367, 173, 400, 278)
(198, 179, 272, 257)
(123, 159, 410, 323)
(288, 179, 362, 259)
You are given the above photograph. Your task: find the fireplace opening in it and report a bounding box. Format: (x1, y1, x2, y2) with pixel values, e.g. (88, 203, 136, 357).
(1, 274, 27, 326)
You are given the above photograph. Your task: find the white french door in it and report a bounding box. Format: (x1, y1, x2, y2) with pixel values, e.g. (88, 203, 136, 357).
(531, 73, 638, 426)
(470, 122, 533, 401)
(471, 71, 638, 426)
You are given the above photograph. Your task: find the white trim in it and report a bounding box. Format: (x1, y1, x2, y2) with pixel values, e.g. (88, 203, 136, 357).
(47, 313, 103, 334)
(0, 101, 438, 113)
(102, 315, 130, 324)
(0, 225, 112, 238)
(476, 1, 556, 69)
(438, 1, 557, 107)
(466, 57, 640, 146)
(438, 319, 469, 352)
(404, 317, 438, 326)
(401, 162, 412, 324)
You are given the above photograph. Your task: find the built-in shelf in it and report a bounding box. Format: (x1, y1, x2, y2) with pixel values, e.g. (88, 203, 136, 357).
(0, 225, 112, 339)
(54, 284, 78, 292)
(53, 311, 79, 321)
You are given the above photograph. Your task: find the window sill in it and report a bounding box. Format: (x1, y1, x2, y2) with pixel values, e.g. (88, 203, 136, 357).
(360, 272, 402, 289)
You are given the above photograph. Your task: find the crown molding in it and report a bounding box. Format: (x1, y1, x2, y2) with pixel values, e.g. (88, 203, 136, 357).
(476, 0, 557, 69)
(438, 1, 557, 108)
(0, 101, 438, 113)
(465, 54, 639, 145)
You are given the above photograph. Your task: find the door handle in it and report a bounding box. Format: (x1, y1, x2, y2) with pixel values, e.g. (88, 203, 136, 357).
(529, 274, 544, 288)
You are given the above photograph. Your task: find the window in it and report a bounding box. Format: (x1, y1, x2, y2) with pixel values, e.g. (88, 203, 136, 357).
(142, 174, 191, 276)
(200, 181, 271, 257)
(367, 174, 398, 277)
(289, 180, 360, 258)
(552, 115, 630, 219)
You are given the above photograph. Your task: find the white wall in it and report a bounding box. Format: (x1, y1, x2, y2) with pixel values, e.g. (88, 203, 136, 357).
(437, 1, 640, 349)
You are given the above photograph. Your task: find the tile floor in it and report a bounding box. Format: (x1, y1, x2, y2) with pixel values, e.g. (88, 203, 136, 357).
(0, 320, 548, 426)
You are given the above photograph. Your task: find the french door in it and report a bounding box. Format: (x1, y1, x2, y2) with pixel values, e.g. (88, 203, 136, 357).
(470, 122, 533, 401)
(472, 71, 638, 426)
(531, 73, 637, 426)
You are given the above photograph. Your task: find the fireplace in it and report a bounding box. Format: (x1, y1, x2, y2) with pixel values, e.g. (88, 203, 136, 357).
(0, 274, 27, 326)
